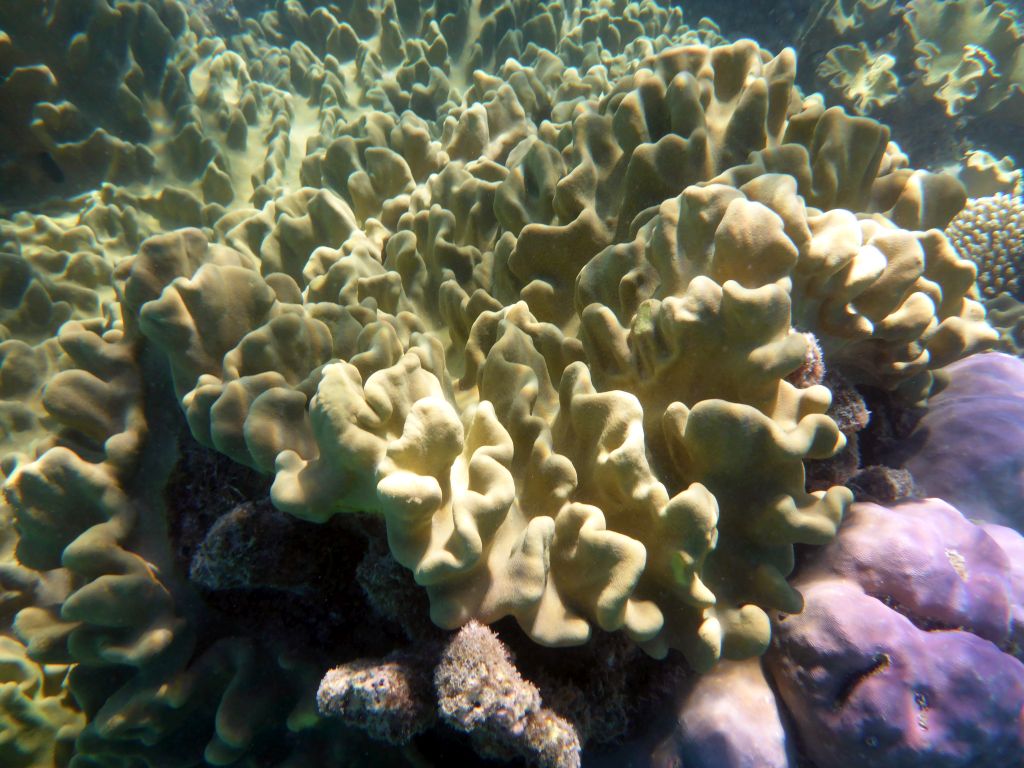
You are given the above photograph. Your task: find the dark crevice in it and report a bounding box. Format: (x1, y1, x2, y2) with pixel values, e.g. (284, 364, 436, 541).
(833, 652, 891, 710)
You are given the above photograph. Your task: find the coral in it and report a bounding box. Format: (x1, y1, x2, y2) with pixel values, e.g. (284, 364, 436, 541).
(649, 658, 794, 768)
(0, 0, 181, 205)
(317, 652, 436, 745)
(0, 634, 84, 768)
(900, 352, 1024, 530)
(984, 291, 1024, 354)
(0, 313, 390, 766)
(818, 42, 900, 113)
(945, 188, 1024, 351)
(190, 0, 242, 36)
(845, 465, 915, 504)
(189, 499, 329, 593)
(954, 149, 1023, 198)
(317, 617, 665, 763)
(0, 0, 1005, 765)
(797, 0, 1024, 164)
(435, 621, 581, 768)
(946, 191, 1024, 300)
(122, 135, 991, 673)
(822, 0, 902, 39)
(356, 537, 439, 642)
(804, 371, 870, 493)
(784, 331, 825, 389)
(766, 498, 1024, 768)
(906, 0, 1022, 118)
(319, 621, 584, 767)
(528, 632, 649, 748)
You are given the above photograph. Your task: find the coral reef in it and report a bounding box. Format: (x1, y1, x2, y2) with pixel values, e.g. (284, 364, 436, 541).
(946, 191, 1024, 300)
(0, 0, 1008, 766)
(113, 48, 992, 675)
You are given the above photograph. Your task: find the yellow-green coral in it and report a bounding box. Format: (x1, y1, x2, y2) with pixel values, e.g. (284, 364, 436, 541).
(956, 150, 1024, 198)
(0, 635, 83, 767)
(808, 0, 1024, 131)
(907, 0, 1022, 117)
(119, 66, 992, 666)
(818, 43, 900, 113)
(0, 1, 1000, 765)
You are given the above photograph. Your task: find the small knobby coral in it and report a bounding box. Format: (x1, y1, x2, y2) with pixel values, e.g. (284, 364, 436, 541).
(435, 621, 581, 768)
(317, 653, 436, 745)
(946, 192, 1024, 300)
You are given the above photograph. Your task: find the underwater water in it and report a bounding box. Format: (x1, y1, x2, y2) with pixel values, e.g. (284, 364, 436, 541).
(0, 0, 1023, 766)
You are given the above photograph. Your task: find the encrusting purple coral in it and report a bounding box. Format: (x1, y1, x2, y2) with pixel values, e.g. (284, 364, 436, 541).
(901, 351, 1024, 530)
(766, 499, 1024, 768)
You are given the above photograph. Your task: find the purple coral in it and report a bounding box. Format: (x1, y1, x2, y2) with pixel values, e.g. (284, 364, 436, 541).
(902, 352, 1024, 530)
(766, 499, 1024, 768)
(649, 659, 795, 768)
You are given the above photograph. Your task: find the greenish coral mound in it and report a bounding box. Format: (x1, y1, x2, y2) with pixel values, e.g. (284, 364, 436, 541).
(0, 0, 999, 765)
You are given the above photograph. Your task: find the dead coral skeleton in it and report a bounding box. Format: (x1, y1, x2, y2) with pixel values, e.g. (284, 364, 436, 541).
(318, 622, 582, 768)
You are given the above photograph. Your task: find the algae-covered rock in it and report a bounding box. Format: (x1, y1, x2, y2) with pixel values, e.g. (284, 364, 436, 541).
(767, 499, 1024, 768)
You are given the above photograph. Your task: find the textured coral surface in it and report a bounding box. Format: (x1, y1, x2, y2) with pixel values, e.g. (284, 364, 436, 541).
(901, 351, 1024, 529)
(767, 498, 1024, 768)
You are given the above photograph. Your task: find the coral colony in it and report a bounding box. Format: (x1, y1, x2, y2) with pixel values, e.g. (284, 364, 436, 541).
(0, 1, 1022, 767)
